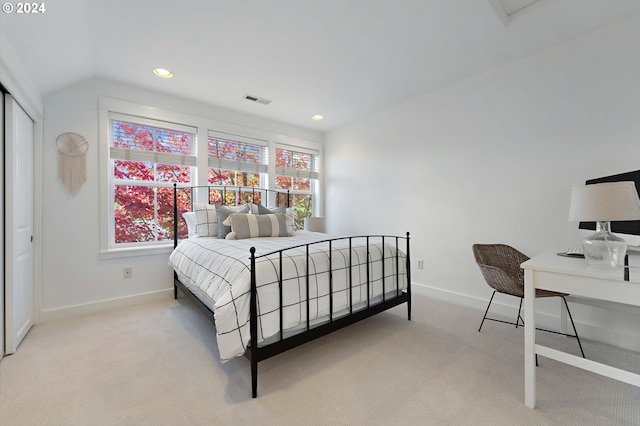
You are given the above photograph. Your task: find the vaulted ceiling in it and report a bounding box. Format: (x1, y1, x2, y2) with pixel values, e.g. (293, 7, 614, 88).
(2, 0, 639, 131)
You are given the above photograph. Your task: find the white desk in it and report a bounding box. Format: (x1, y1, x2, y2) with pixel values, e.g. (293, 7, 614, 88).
(521, 250, 640, 409)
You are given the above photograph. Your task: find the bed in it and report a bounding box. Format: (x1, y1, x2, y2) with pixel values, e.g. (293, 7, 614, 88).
(168, 185, 411, 397)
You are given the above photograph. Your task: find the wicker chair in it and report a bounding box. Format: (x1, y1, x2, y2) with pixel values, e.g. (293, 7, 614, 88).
(472, 244, 585, 358)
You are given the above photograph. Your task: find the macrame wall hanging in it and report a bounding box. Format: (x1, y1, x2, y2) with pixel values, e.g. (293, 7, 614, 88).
(56, 132, 89, 195)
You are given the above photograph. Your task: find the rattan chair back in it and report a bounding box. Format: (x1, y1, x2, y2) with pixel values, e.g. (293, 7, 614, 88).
(472, 244, 530, 298)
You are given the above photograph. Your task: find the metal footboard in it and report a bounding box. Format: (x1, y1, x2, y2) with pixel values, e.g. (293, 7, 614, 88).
(247, 233, 411, 397)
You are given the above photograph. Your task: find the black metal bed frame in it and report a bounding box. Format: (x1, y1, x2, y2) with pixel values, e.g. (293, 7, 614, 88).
(171, 185, 412, 397)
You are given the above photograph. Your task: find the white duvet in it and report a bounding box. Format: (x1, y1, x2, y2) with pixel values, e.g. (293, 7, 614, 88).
(168, 231, 408, 362)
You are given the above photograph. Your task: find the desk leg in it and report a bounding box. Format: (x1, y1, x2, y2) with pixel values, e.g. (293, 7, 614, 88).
(524, 268, 536, 408)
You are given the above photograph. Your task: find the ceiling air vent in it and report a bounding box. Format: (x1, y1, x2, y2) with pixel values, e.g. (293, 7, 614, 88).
(243, 94, 272, 105)
(488, 0, 542, 26)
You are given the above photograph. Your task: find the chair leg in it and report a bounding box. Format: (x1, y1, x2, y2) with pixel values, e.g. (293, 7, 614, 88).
(478, 291, 496, 332)
(516, 297, 523, 329)
(561, 296, 585, 358)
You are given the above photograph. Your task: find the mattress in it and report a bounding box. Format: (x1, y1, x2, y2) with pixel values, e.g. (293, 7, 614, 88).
(168, 231, 408, 362)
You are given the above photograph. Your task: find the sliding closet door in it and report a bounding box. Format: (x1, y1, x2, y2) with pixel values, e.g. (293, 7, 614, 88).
(0, 92, 4, 360)
(4, 94, 34, 354)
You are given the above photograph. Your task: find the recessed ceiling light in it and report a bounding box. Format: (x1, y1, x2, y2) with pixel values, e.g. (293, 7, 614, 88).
(311, 114, 324, 121)
(153, 68, 174, 79)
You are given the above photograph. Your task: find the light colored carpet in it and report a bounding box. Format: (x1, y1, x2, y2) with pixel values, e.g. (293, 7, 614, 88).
(0, 294, 638, 426)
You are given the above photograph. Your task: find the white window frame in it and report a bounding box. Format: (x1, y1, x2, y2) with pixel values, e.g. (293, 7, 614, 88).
(98, 97, 322, 258)
(272, 143, 320, 227)
(108, 114, 197, 250)
(207, 130, 269, 191)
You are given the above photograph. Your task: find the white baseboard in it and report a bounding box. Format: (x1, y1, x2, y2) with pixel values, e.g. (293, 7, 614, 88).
(412, 282, 640, 353)
(38, 283, 640, 353)
(39, 289, 174, 323)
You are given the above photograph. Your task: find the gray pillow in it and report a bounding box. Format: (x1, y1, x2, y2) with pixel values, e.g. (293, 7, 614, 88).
(257, 205, 295, 235)
(258, 204, 285, 216)
(215, 204, 249, 238)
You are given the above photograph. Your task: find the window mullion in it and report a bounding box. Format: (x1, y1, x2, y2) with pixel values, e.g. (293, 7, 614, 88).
(153, 185, 159, 242)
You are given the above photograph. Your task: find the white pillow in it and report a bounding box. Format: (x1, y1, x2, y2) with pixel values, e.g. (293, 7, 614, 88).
(248, 204, 260, 214)
(193, 203, 219, 237)
(182, 212, 198, 238)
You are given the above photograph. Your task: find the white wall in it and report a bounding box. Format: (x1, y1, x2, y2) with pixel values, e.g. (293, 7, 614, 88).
(324, 15, 640, 350)
(40, 78, 323, 321)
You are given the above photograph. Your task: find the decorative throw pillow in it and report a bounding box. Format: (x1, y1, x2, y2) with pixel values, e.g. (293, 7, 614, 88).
(215, 204, 250, 238)
(257, 205, 295, 236)
(193, 203, 218, 237)
(225, 213, 289, 239)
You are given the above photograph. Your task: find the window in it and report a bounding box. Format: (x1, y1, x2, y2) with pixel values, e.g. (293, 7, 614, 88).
(108, 115, 195, 247)
(275, 146, 319, 229)
(99, 97, 322, 256)
(207, 131, 267, 205)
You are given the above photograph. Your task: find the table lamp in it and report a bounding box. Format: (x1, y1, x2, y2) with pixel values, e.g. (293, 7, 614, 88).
(569, 181, 640, 268)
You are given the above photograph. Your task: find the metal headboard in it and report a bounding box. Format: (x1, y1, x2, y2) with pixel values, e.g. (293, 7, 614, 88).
(172, 184, 291, 247)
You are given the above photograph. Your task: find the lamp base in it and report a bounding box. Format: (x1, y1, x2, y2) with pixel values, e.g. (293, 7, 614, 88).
(582, 221, 627, 269)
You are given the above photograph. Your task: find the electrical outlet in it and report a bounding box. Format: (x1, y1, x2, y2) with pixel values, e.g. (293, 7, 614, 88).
(417, 259, 424, 270)
(123, 267, 132, 279)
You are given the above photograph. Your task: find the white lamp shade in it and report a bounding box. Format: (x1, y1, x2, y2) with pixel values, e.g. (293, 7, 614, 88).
(569, 181, 640, 222)
(304, 217, 325, 233)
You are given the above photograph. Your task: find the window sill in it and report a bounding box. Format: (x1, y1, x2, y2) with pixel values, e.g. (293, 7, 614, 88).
(99, 244, 174, 260)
